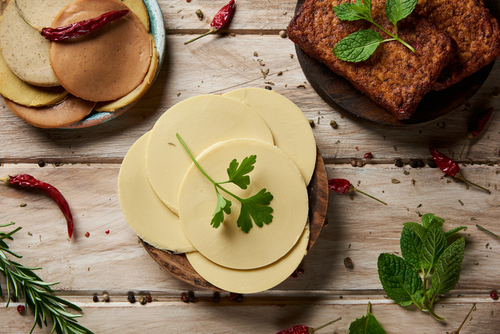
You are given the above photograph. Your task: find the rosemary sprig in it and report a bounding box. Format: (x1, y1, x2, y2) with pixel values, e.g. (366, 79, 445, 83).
(0, 222, 93, 334)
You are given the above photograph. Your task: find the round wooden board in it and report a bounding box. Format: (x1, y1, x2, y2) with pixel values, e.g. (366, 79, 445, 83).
(294, 0, 498, 129)
(141, 148, 329, 291)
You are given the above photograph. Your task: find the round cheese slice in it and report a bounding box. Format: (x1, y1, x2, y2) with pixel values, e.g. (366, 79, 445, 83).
(49, 0, 152, 102)
(146, 95, 274, 215)
(0, 0, 60, 86)
(122, 0, 150, 31)
(224, 88, 317, 185)
(178, 139, 308, 270)
(0, 52, 67, 107)
(118, 132, 195, 254)
(3, 95, 95, 129)
(186, 223, 309, 293)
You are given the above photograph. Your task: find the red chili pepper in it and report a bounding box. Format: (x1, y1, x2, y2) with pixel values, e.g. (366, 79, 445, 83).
(1, 174, 74, 238)
(459, 107, 493, 158)
(276, 317, 342, 334)
(184, 0, 236, 44)
(328, 179, 387, 205)
(429, 148, 490, 193)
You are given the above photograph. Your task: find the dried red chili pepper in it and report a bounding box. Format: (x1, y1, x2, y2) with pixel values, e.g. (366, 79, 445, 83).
(184, 0, 235, 45)
(459, 107, 493, 158)
(1, 174, 74, 238)
(14, 0, 128, 42)
(328, 178, 387, 205)
(276, 317, 341, 334)
(429, 148, 490, 193)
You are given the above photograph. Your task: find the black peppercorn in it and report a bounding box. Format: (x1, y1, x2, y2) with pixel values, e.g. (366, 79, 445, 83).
(93, 295, 99, 302)
(395, 159, 404, 167)
(213, 292, 221, 303)
(235, 294, 244, 302)
(127, 292, 136, 303)
(427, 159, 437, 168)
(38, 160, 46, 167)
(344, 257, 353, 268)
(409, 159, 419, 168)
(187, 291, 195, 303)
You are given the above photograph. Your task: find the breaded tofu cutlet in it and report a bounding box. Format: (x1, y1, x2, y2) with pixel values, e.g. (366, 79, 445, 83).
(416, 0, 500, 91)
(287, 0, 455, 120)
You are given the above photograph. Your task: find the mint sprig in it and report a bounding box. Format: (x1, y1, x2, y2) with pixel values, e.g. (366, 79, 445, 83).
(378, 214, 467, 321)
(348, 302, 387, 334)
(177, 134, 274, 233)
(333, 0, 416, 62)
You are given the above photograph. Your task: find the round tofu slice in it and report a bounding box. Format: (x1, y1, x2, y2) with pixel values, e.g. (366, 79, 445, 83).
(0, 52, 67, 107)
(224, 88, 317, 185)
(146, 95, 274, 215)
(178, 139, 308, 270)
(186, 224, 309, 293)
(49, 0, 152, 102)
(0, 0, 60, 86)
(118, 132, 195, 253)
(3, 95, 94, 129)
(14, 0, 75, 27)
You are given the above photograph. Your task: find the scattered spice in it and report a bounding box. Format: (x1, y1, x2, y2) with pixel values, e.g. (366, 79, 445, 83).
(128, 292, 136, 303)
(277, 71, 283, 76)
(145, 293, 152, 303)
(253, 51, 258, 57)
(459, 107, 493, 158)
(261, 68, 269, 79)
(19, 203, 27, 207)
(290, 270, 299, 278)
(140, 296, 147, 305)
(364, 152, 373, 160)
(430, 148, 490, 193)
(93, 295, 99, 302)
(275, 317, 342, 334)
(308, 119, 315, 127)
(102, 293, 110, 302)
(328, 179, 387, 205)
(297, 267, 305, 274)
(476, 225, 500, 239)
(356, 160, 364, 167)
(296, 84, 306, 88)
(229, 293, 244, 302)
(105, 230, 110, 234)
(184, 0, 235, 44)
(391, 179, 401, 184)
(187, 291, 195, 302)
(427, 158, 437, 168)
(38, 160, 46, 168)
(279, 30, 287, 38)
(344, 257, 353, 268)
(330, 120, 338, 128)
(85, 232, 90, 238)
(195, 9, 204, 20)
(491, 291, 499, 300)
(265, 86, 272, 90)
(395, 159, 404, 167)
(213, 292, 221, 302)
(1, 174, 74, 238)
(17, 305, 25, 314)
(181, 293, 188, 302)
(458, 199, 464, 206)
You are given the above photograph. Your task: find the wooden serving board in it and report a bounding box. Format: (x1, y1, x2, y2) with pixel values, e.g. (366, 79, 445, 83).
(294, 0, 498, 129)
(141, 148, 329, 291)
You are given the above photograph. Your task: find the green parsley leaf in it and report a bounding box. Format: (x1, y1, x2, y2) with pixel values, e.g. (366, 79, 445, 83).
(419, 220, 447, 270)
(400, 225, 422, 270)
(348, 302, 387, 334)
(333, 29, 384, 62)
(211, 189, 231, 229)
(226, 155, 256, 189)
(237, 188, 274, 233)
(385, 0, 417, 25)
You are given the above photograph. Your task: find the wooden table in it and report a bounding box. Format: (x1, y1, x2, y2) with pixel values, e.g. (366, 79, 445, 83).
(1, 1, 499, 332)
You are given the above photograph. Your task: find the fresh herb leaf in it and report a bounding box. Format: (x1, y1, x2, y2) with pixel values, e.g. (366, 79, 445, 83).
(403, 222, 428, 241)
(348, 302, 387, 334)
(385, 0, 417, 25)
(419, 220, 447, 270)
(333, 0, 372, 21)
(421, 213, 444, 229)
(377, 253, 423, 306)
(177, 133, 274, 233)
(400, 225, 422, 269)
(445, 226, 467, 239)
(333, 29, 384, 62)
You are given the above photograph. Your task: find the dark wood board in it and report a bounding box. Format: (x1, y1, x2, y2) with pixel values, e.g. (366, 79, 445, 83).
(294, 0, 499, 129)
(141, 149, 329, 291)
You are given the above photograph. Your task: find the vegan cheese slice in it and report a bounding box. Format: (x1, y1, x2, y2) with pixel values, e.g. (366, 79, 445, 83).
(118, 132, 195, 253)
(146, 95, 274, 215)
(224, 88, 317, 184)
(186, 223, 310, 294)
(178, 138, 308, 270)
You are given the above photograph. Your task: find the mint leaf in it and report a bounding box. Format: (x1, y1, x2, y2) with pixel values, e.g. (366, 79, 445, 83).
(419, 220, 447, 270)
(385, 0, 417, 25)
(226, 155, 256, 189)
(428, 237, 466, 298)
(378, 253, 423, 306)
(421, 213, 444, 229)
(237, 189, 273, 233)
(348, 302, 387, 334)
(400, 225, 422, 269)
(333, 29, 384, 62)
(403, 222, 427, 241)
(333, 0, 372, 22)
(445, 226, 467, 239)
(211, 189, 231, 229)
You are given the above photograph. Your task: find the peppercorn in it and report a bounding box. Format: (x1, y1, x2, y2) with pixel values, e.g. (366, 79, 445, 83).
(85, 232, 90, 238)
(17, 305, 25, 314)
(290, 270, 298, 278)
(364, 152, 373, 160)
(427, 159, 438, 168)
(279, 30, 287, 38)
(140, 296, 147, 305)
(344, 257, 353, 268)
(417, 160, 425, 168)
(38, 160, 46, 167)
(265, 86, 272, 90)
(491, 291, 499, 300)
(330, 120, 338, 129)
(351, 160, 357, 167)
(181, 292, 188, 302)
(102, 293, 110, 302)
(213, 292, 221, 303)
(93, 295, 99, 302)
(395, 159, 404, 167)
(128, 292, 136, 303)
(235, 294, 244, 302)
(187, 291, 195, 302)
(229, 292, 237, 300)
(145, 293, 152, 303)
(409, 159, 419, 168)
(297, 267, 305, 274)
(356, 160, 364, 167)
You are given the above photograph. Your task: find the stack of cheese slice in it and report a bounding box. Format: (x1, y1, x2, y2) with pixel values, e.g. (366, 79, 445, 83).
(118, 88, 317, 293)
(0, 0, 157, 128)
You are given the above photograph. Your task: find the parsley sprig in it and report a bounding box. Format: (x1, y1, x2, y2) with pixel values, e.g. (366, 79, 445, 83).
(177, 134, 274, 233)
(0, 222, 93, 334)
(377, 214, 467, 321)
(333, 0, 416, 62)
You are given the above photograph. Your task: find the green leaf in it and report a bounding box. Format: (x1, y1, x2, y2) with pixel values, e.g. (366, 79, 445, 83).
(237, 189, 273, 233)
(226, 155, 256, 190)
(333, 29, 384, 62)
(403, 222, 427, 241)
(348, 302, 387, 334)
(377, 253, 423, 306)
(385, 0, 417, 24)
(419, 220, 447, 270)
(333, 0, 372, 22)
(400, 225, 422, 269)
(445, 226, 467, 239)
(428, 237, 466, 298)
(210, 189, 231, 229)
(422, 213, 444, 229)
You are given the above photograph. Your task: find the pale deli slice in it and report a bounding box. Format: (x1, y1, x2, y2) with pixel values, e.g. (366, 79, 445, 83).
(224, 88, 317, 185)
(178, 139, 308, 270)
(146, 95, 274, 215)
(186, 223, 310, 294)
(118, 132, 195, 253)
